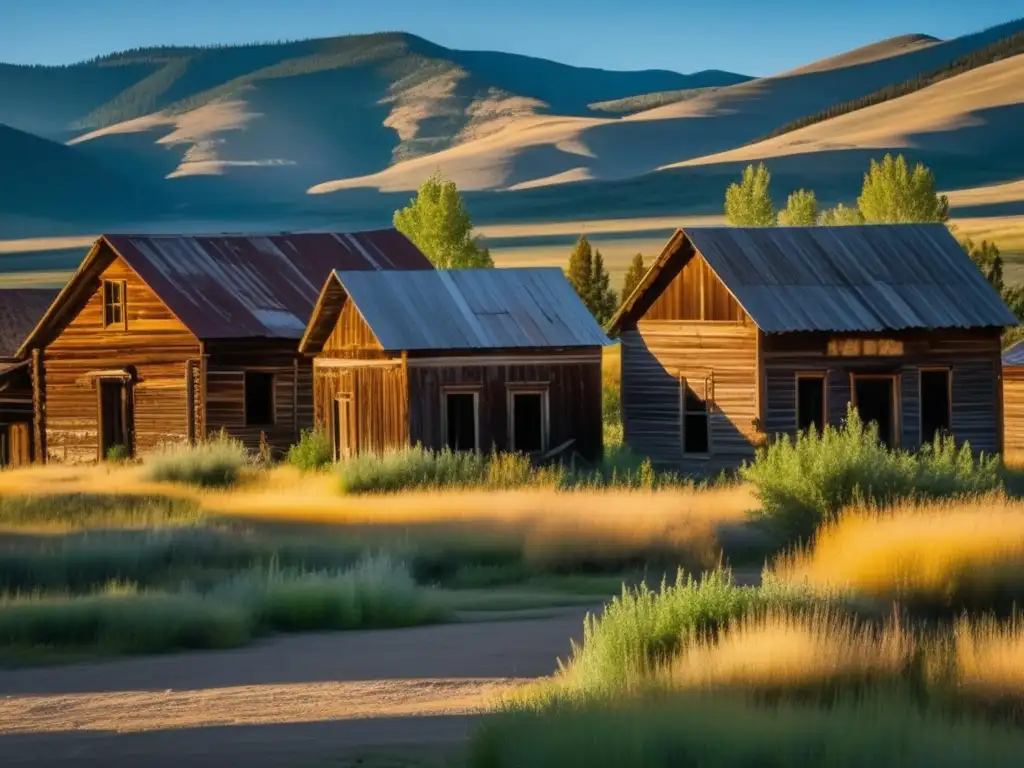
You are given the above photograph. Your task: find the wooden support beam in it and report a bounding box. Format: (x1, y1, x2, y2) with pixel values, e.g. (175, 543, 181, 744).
(292, 356, 300, 443)
(31, 348, 45, 464)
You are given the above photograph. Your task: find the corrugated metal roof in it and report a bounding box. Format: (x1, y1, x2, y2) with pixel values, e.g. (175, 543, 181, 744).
(0, 289, 58, 359)
(332, 268, 610, 351)
(683, 225, 1017, 333)
(1004, 341, 1024, 367)
(105, 230, 432, 339)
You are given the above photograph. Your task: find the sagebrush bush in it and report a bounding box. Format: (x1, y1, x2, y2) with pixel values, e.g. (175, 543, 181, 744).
(741, 405, 1000, 540)
(286, 429, 334, 471)
(104, 444, 131, 463)
(145, 432, 250, 488)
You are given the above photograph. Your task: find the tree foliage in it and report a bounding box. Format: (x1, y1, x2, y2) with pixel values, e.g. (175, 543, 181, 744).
(777, 189, 819, 226)
(751, 24, 1024, 145)
(961, 237, 1004, 294)
(393, 171, 493, 268)
(566, 236, 617, 324)
(724, 163, 776, 226)
(621, 253, 647, 304)
(818, 203, 865, 226)
(857, 153, 949, 224)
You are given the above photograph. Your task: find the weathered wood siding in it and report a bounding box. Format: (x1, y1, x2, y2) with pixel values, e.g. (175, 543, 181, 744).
(0, 364, 34, 466)
(1004, 367, 1024, 456)
(41, 252, 200, 462)
(621, 322, 759, 472)
(643, 252, 745, 322)
(203, 340, 312, 457)
(762, 329, 1002, 453)
(407, 352, 603, 462)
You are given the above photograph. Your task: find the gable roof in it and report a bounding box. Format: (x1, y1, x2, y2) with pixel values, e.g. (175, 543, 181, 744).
(1004, 341, 1024, 367)
(609, 224, 1017, 335)
(0, 288, 59, 360)
(299, 268, 610, 353)
(18, 230, 432, 355)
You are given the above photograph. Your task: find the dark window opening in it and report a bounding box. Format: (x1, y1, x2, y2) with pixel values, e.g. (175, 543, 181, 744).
(682, 381, 710, 455)
(512, 392, 545, 453)
(244, 372, 275, 426)
(797, 376, 826, 435)
(446, 392, 477, 452)
(920, 370, 951, 446)
(103, 280, 125, 328)
(854, 376, 896, 448)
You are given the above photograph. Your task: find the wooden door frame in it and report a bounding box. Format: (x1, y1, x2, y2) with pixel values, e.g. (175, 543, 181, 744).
(441, 386, 481, 454)
(849, 372, 900, 448)
(506, 383, 551, 454)
(918, 366, 953, 447)
(332, 393, 355, 461)
(96, 375, 133, 461)
(795, 371, 828, 435)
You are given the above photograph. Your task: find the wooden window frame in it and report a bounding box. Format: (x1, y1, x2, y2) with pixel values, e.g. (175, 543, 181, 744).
(679, 374, 713, 458)
(795, 372, 828, 435)
(441, 385, 481, 454)
(918, 367, 953, 447)
(849, 372, 901, 448)
(243, 370, 277, 428)
(101, 279, 127, 330)
(506, 383, 551, 454)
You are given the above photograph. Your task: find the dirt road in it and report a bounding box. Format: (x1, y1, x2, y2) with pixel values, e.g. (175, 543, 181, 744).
(0, 609, 589, 767)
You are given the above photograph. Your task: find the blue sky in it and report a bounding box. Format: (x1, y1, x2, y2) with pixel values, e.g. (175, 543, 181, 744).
(1, 0, 1018, 75)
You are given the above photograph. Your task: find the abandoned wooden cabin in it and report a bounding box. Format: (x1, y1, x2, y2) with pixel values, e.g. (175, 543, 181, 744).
(17, 231, 432, 463)
(0, 289, 59, 467)
(1002, 342, 1024, 456)
(608, 224, 1017, 473)
(298, 267, 610, 462)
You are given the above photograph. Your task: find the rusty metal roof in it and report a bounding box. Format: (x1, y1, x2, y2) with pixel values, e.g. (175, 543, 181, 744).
(0, 288, 59, 359)
(104, 230, 433, 340)
(327, 268, 610, 351)
(612, 224, 1016, 334)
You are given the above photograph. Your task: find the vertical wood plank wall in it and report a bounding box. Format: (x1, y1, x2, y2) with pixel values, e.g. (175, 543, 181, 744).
(0, 365, 35, 467)
(1003, 368, 1024, 456)
(42, 252, 200, 462)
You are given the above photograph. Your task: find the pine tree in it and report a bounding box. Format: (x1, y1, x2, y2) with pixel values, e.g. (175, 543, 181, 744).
(857, 153, 949, 224)
(724, 163, 776, 226)
(566, 235, 595, 300)
(393, 171, 493, 268)
(621, 253, 646, 304)
(777, 189, 819, 226)
(589, 249, 618, 325)
(818, 203, 865, 226)
(961, 237, 1004, 294)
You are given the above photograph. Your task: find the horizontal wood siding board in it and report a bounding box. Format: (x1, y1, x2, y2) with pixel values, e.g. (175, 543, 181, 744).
(1004, 378, 1024, 453)
(622, 321, 758, 473)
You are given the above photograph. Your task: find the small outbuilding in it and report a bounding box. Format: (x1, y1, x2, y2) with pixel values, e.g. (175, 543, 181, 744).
(298, 267, 610, 462)
(18, 231, 432, 463)
(0, 289, 58, 466)
(609, 224, 1016, 474)
(1002, 342, 1024, 457)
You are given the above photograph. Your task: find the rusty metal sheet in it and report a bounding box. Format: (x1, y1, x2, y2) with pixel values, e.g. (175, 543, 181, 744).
(331, 268, 610, 351)
(0, 289, 59, 360)
(683, 224, 1017, 333)
(104, 230, 432, 340)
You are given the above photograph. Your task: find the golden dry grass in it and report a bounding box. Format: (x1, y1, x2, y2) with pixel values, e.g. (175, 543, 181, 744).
(954, 618, 1024, 700)
(671, 610, 911, 690)
(773, 496, 1024, 603)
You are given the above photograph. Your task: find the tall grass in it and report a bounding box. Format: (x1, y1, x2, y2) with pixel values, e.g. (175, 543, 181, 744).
(145, 432, 249, 488)
(774, 496, 1024, 613)
(0, 493, 201, 531)
(742, 405, 1000, 540)
(470, 692, 1024, 768)
(0, 558, 447, 659)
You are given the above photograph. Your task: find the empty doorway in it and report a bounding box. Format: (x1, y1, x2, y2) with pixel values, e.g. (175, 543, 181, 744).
(98, 378, 131, 460)
(510, 390, 548, 454)
(796, 374, 826, 435)
(444, 391, 478, 452)
(853, 375, 896, 448)
(920, 369, 951, 446)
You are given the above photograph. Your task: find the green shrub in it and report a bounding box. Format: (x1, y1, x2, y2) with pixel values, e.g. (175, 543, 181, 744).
(145, 432, 249, 488)
(556, 570, 823, 693)
(286, 429, 333, 471)
(470, 692, 1024, 768)
(741, 405, 1000, 541)
(0, 494, 201, 531)
(104, 444, 131, 463)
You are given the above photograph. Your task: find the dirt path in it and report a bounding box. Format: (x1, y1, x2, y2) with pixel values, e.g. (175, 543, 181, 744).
(0, 608, 590, 766)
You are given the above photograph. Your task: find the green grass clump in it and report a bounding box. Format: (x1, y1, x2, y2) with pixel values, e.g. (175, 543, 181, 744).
(0, 558, 446, 660)
(556, 570, 823, 693)
(145, 432, 249, 488)
(470, 692, 1024, 768)
(104, 444, 131, 463)
(286, 429, 334, 471)
(0, 494, 202, 531)
(741, 405, 1000, 541)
